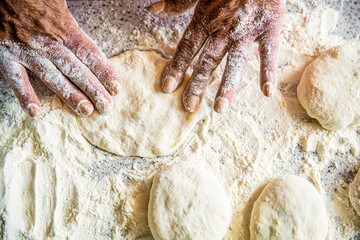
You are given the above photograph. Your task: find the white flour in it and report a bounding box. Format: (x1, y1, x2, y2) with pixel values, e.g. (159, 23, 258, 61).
(0, 3, 359, 240)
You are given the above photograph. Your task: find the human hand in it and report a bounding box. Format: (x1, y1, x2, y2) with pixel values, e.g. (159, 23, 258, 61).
(148, 0, 285, 113)
(0, 0, 122, 117)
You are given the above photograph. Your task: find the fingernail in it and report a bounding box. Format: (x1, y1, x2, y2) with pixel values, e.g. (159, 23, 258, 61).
(77, 100, 94, 117)
(26, 103, 41, 117)
(163, 76, 177, 93)
(95, 97, 112, 115)
(184, 96, 199, 112)
(147, 1, 164, 13)
(262, 82, 275, 97)
(214, 97, 230, 113)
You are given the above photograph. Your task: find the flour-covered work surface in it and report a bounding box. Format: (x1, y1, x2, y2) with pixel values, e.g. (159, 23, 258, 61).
(0, 0, 360, 239)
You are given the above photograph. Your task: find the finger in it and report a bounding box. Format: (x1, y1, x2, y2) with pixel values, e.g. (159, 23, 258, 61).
(25, 55, 95, 117)
(0, 59, 41, 117)
(44, 43, 112, 114)
(147, 1, 164, 13)
(147, 0, 198, 17)
(258, 27, 281, 97)
(182, 33, 231, 112)
(214, 40, 252, 113)
(64, 29, 122, 96)
(161, 20, 208, 93)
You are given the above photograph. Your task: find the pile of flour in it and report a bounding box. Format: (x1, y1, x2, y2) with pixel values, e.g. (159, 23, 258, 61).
(0, 2, 359, 240)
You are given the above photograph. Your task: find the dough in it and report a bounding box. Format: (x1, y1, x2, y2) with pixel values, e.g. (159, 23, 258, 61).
(350, 169, 360, 217)
(148, 162, 232, 240)
(297, 42, 360, 130)
(77, 50, 208, 157)
(250, 175, 328, 240)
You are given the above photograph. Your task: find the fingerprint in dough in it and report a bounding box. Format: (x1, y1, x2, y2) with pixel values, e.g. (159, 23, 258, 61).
(77, 50, 208, 157)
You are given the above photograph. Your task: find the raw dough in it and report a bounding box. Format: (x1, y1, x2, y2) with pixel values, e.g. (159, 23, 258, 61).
(350, 169, 360, 217)
(250, 175, 328, 240)
(77, 50, 208, 157)
(297, 42, 360, 130)
(148, 162, 232, 240)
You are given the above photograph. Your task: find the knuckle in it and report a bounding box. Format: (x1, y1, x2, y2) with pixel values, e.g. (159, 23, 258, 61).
(189, 75, 208, 95)
(45, 44, 65, 59)
(177, 38, 195, 59)
(41, 70, 58, 82)
(200, 52, 219, 70)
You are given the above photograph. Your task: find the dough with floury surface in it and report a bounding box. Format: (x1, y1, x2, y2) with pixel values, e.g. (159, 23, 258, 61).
(350, 169, 360, 217)
(297, 42, 360, 130)
(250, 175, 328, 240)
(148, 162, 232, 240)
(77, 50, 208, 157)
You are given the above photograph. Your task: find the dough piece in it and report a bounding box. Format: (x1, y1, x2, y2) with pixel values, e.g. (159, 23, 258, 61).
(250, 175, 328, 240)
(77, 50, 208, 157)
(148, 162, 232, 240)
(297, 43, 360, 130)
(350, 169, 360, 216)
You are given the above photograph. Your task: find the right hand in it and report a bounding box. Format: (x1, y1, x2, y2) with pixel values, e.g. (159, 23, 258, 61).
(0, 0, 122, 117)
(148, 0, 285, 113)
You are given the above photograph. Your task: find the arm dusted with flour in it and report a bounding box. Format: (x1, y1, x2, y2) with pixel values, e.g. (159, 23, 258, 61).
(148, 0, 285, 113)
(0, 0, 122, 117)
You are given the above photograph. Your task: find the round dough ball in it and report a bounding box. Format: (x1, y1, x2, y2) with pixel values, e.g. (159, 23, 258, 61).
(148, 162, 232, 240)
(77, 50, 208, 157)
(350, 168, 360, 217)
(297, 42, 360, 130)
(250, 175, 328, 240)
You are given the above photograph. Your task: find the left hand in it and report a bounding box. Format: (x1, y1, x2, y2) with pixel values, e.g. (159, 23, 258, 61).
(0, 0, 122, 117)
(148, 0, 285, 113)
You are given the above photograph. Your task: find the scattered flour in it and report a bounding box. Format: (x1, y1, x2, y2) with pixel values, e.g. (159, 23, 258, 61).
(0, 3, 359, 240)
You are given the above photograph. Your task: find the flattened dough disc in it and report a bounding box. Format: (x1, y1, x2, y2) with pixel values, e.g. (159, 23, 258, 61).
(148, 162, 232, 240)
(350, 169, 360, 217)
(297, 42, 360, 130)
(250, 175, 328, 240)
(77, 50, 208, 157)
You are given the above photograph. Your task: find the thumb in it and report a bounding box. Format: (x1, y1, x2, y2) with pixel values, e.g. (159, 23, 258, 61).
(147, 0, 198, 18)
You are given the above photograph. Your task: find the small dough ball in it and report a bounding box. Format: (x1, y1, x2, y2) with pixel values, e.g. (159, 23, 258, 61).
(297, 42, 360, 130)
(148, 162, 232, 240)
(250, 175, 328, 240)
(77, 50, 208, 157)
(350, 168, 360, 216)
